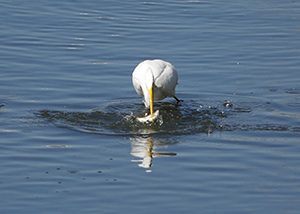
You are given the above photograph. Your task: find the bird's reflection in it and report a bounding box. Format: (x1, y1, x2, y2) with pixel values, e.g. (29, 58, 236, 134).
(130, 137, 176, 169)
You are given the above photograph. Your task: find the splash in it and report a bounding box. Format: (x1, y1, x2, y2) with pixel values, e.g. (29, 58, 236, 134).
(36, 100, 226, 136)
(35, 98, 300, 136)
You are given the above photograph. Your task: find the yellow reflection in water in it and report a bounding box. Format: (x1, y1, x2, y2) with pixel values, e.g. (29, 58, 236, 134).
(130, 137, 176, 170)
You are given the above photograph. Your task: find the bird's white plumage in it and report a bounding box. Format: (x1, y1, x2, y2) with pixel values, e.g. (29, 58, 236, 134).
(132, 59, 178, 108)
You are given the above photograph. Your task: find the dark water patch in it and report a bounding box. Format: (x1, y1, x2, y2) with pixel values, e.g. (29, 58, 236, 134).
(34, 98, 299, 136)
(268, 89, 278, 92)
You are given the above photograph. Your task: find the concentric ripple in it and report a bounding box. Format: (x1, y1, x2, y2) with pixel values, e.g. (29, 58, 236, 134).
(35, 98, 300, 136)
(36, 100, 226, 136)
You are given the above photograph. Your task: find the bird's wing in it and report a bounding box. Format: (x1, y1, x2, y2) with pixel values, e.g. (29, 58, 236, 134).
(154, 62, 178, 97)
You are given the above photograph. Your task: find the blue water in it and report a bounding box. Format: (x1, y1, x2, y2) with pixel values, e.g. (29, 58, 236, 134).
(1, 0, 300, 213)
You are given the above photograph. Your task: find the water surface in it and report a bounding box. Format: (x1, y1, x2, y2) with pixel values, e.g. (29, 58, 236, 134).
(1, 0, 300, 213)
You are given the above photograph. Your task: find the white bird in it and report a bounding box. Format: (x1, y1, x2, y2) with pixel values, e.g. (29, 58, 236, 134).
(132, 59, 179, 122)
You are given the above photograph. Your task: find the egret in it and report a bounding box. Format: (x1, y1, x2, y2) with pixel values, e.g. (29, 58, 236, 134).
(132, 59, 179, 122)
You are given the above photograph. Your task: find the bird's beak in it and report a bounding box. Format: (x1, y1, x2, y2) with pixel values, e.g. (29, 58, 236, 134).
(148, 86, 154, 122)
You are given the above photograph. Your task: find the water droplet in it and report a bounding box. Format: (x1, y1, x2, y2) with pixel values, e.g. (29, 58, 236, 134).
(223, 101, 233, 107)
(206, 129, 213, 134)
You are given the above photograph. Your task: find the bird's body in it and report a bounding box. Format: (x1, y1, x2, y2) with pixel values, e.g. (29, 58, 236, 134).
(132, 59, 178, 107)
(132, 59, 178, 122)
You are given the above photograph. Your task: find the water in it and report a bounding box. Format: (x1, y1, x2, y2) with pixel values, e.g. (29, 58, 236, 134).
(1, 0, 300, 213)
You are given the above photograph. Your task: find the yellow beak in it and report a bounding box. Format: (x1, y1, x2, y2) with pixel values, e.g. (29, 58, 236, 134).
(148, 86, 154, 122)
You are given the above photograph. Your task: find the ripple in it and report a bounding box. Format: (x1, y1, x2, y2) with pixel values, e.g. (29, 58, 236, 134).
(222, 123, 291, 132)
(286, 102, 300, 107)
(0, 92, 18, 99)
(285, 88, 300, 94)
(35, 100, 227, 136)
(34, 99, 300, 136)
